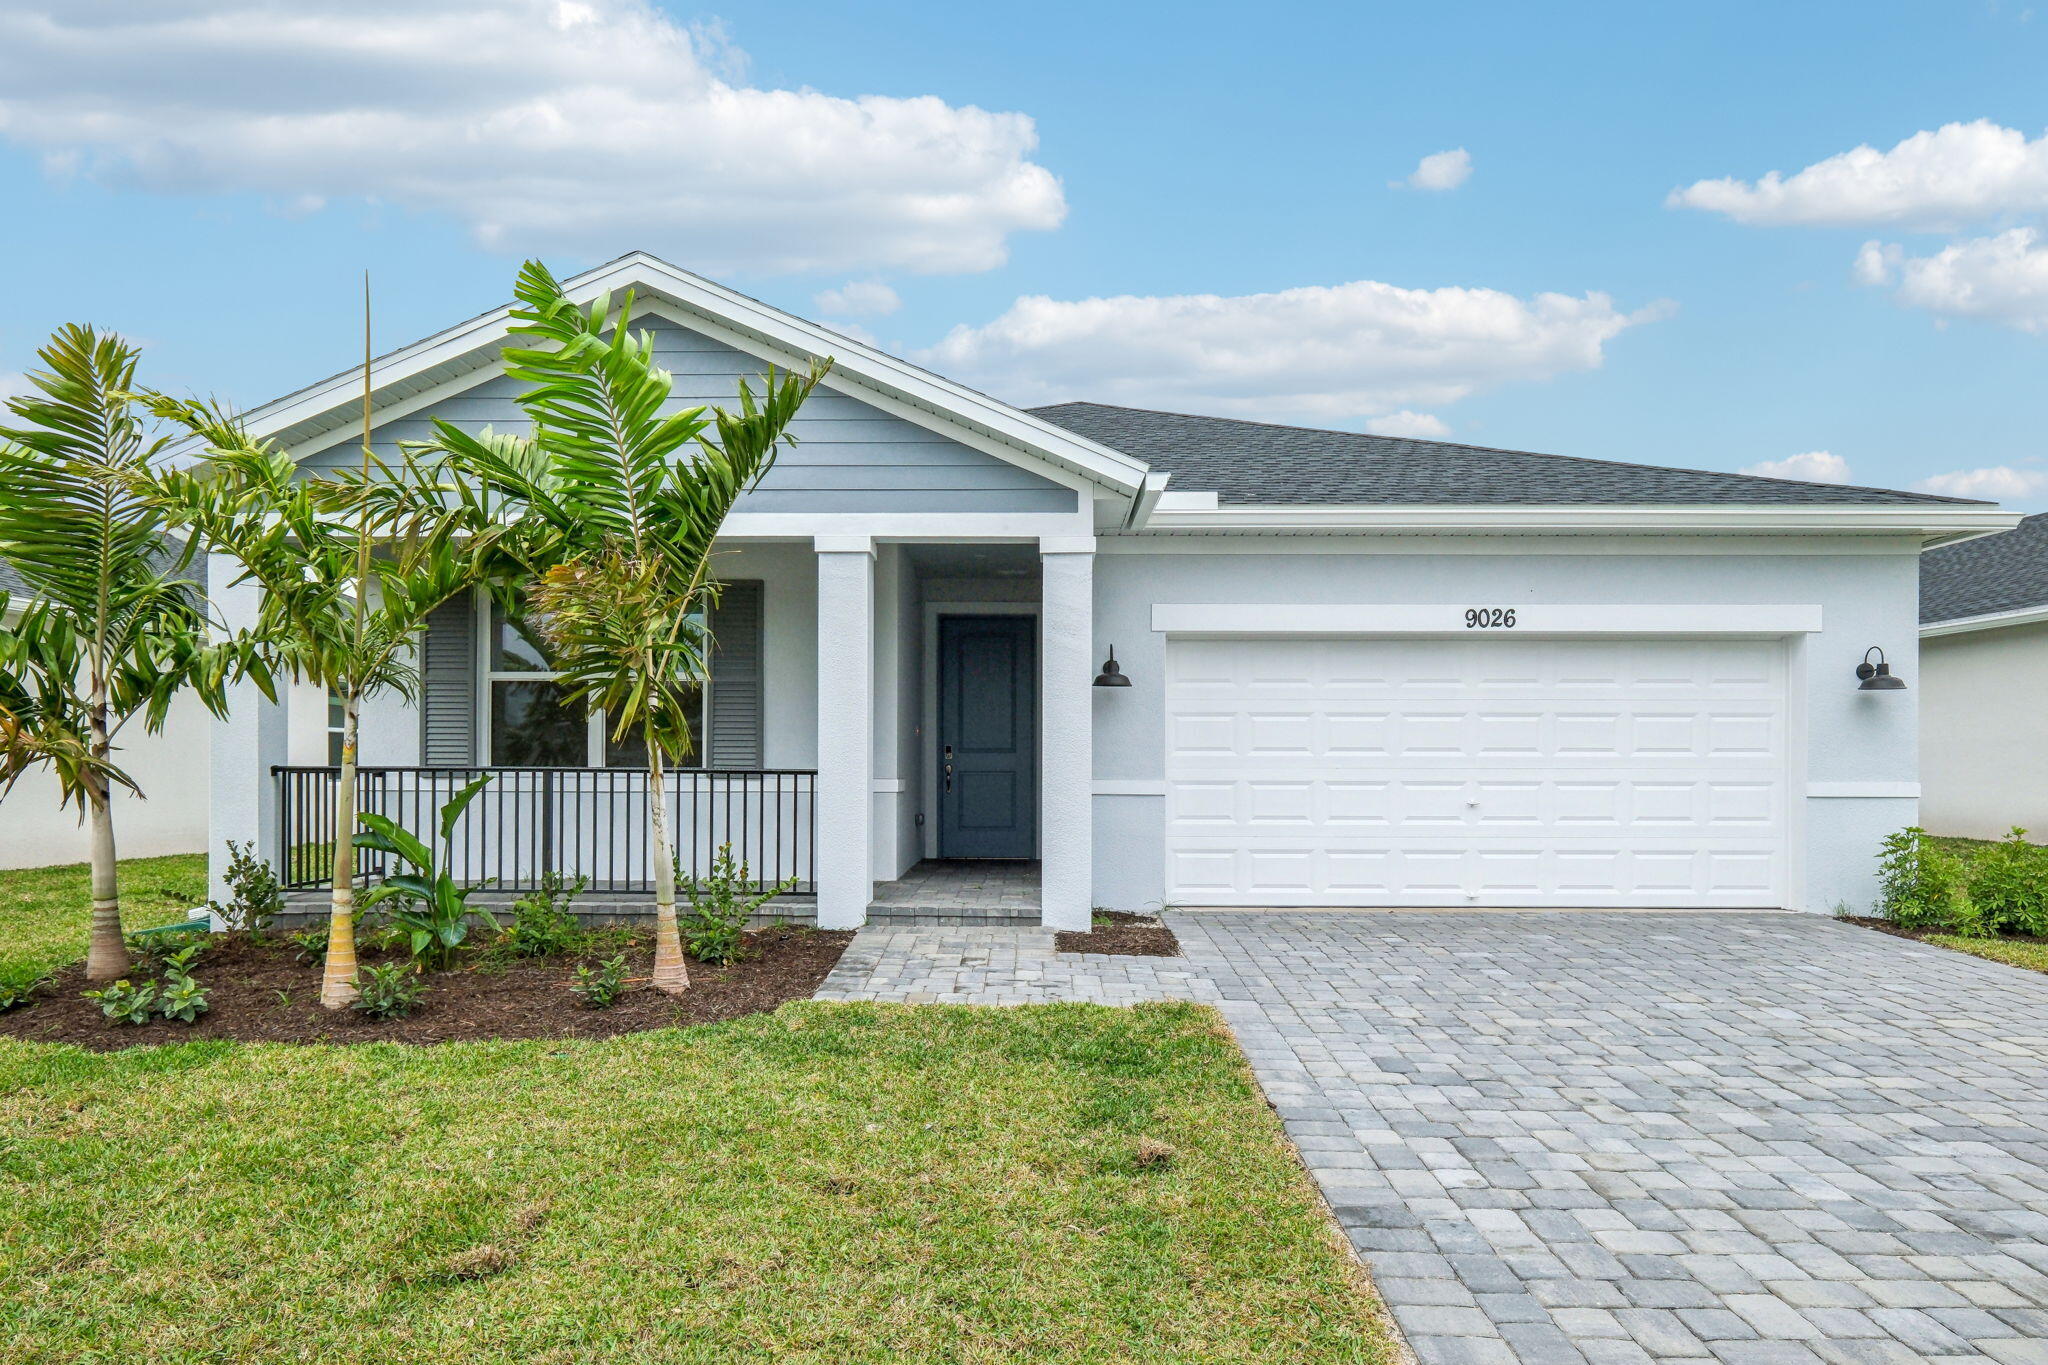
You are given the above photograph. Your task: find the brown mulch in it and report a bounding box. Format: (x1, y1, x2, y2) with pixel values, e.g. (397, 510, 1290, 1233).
(1054, 911, 1180, 957)
(1842, 914, 2048, 952)
(0, 925, 853, 1051)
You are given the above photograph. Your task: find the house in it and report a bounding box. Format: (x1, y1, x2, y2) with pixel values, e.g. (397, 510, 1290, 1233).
(0, 556, 215, 871)
(1920, 513, 2048, 840)
(207, 252, 2019, 928)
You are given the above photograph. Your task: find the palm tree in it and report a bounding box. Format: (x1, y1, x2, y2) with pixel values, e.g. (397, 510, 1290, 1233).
(0, 325, 257, 981)
(428, 261, 823, 994)
(150, 288, 500, 1008)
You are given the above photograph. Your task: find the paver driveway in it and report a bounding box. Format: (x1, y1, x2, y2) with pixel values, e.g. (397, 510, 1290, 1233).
(1169, 911, 2048, 1365)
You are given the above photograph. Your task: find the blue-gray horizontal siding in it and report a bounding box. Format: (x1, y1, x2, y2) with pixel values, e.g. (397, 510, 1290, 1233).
(301, 320, 1076, 515)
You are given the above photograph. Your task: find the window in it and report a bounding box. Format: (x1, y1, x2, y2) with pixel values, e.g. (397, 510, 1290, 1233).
(326, 692, 346, 767)
(482, 593, 706, 767)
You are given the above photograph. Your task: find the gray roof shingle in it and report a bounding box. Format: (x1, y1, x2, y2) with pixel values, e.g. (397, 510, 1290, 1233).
(1922, 512, 2048, 624)
(1028, 401, 1982, 508)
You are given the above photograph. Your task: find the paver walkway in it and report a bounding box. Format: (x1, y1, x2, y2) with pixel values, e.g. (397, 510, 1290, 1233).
(818, 911, 2048, 1364)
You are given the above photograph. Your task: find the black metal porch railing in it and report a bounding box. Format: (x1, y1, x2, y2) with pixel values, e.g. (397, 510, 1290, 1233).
(273, 766, 816, 894)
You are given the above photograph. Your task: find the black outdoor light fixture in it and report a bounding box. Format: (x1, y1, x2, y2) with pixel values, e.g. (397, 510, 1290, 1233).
(1856, 646, 1907, 691)
(1093, 645, 1132, 687)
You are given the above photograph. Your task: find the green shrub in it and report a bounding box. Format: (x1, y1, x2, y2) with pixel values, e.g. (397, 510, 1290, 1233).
(489, 872, 589, 962)
(1876, 827, 1971, 931)
(681, 843, 796, 966)
(0, 967, 47, 1012)
(1964, 828, 2048, 937)
(569, 953, 627, 1009)
(289, 925, 330, 964)
(126, 921, 210, 965)
(85, 979, 158, 1025)
(155, 963, 211, 1024)
(352, 962, 424, 1020)
(207, 840, 282, 932)
(357, 775, 499, 970)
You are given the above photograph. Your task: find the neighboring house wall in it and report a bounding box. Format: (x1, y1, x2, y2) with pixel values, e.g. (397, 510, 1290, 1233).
(1920, 621, 2048, 840)
(297, 318, 1077, 516)
(1087, 538, 1924, 916)
(0, 689, 212, 869)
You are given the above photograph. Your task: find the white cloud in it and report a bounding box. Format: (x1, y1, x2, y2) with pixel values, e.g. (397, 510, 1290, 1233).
(0, 1, 1065, 276)
(1397, 148, 1472, 192)
(813, 281, 902, 317)
(915, 279, 1664, 421)
(1369, 411, 1452, 439)
(1669, 119, 2048, 228)
(1916, 465, 2048, 499)
(1740, 450, 1852, 484)
(0, 372, 27, 402)
(1854, 228, 2048, 332)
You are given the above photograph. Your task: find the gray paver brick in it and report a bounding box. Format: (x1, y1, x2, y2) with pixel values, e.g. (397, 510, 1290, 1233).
(823, 910, 2048, 1362)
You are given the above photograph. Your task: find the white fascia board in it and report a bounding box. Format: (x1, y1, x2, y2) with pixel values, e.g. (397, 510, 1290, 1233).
(1151, 603, 1824, 636)
(1132, 502, 2024, 543)
(1921, 602, 2048, 637)
(227, 252, 1149, 499)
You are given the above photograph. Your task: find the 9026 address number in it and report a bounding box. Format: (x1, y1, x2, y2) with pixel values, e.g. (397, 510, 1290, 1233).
(1464, 608, 1517, 629)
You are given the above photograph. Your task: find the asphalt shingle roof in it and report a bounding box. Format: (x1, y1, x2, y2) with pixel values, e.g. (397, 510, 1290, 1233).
(1028, 401, 1982, 508)
(1921, 512, 2048, 624)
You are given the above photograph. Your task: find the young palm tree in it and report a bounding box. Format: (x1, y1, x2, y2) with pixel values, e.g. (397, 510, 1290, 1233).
(0, 325, 256, 981)
(150, 291, 500, 1008)
(429, 261, 823, 994)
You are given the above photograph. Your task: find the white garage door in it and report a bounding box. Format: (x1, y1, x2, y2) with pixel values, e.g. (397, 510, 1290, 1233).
(1163, 636, 1789, 908)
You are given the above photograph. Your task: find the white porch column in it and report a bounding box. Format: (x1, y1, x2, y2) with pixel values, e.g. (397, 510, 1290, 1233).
(1039, 540, 1095, 931)
(207, 553, 287, 923)
(815, 537, 876, 929)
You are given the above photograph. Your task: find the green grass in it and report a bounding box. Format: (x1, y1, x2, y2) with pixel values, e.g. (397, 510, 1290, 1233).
(1923, 934, 2048, 974)
(0, 1002, 1392, 1364)
(0, 853, 207, 985)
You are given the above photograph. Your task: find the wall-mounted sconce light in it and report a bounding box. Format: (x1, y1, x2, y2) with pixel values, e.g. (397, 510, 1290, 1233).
(1856, 646, 1907, 691)
(1093, 646, 1131, 688)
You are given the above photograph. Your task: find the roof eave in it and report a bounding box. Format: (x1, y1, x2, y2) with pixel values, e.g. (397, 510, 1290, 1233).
(1922, 602, 2048, 637)
(1119, 503, 2025, 542)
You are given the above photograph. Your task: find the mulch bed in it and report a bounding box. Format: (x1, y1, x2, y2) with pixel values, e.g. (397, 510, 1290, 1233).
(0, 925, 852, 1051)
(1055, 910, 1180, 957)
(1842, 914, 2048, 953)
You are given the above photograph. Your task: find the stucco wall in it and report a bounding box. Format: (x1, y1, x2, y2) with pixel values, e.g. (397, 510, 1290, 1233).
(0, 689, 212, 869)
(1089, 537, 1925, 916)
(1920, 620, 2048, 840)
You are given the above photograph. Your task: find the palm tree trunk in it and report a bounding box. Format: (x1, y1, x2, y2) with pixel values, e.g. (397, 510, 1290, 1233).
(82, 720, 127, 981)
(319, 696, 361, 1009)
(645, 734, 690, 995)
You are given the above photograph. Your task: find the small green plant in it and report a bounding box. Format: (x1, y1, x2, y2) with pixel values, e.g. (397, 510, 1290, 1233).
(86, 979, 159, 1025)
(1963, 828, 2048, 938)
(569, 953, 627, 1009)
(357, 774, 499, 970)
(0, 967, 47, 1013)
(681, 844, 796, 966)
(352, 961, 424, 1020)
(147, 945, 211, 1023)
(489, 872, 589, 962)
(1876, 827, 1970, 930)
(126, 921, 210, 965)
(207, 839, 283, 932)
(289, 925, 329, 964)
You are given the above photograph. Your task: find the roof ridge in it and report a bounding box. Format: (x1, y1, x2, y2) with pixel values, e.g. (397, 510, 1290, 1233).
(1028, 400, 1986, 506)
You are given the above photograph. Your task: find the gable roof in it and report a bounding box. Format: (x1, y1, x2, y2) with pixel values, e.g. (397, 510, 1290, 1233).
(1029, 401, 1983, 508)
(1922, 512, 2048, 626)
(230, 251, 1146, 499)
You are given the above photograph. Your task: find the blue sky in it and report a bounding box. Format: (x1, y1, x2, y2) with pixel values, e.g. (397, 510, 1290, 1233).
(3, 1, 2048, 505)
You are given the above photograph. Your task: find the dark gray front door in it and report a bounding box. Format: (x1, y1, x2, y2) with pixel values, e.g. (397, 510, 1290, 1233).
(937, 615, 1036, 859)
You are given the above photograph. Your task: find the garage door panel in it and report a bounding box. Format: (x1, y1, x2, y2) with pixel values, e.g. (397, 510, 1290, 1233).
(1164, 636, 1788, 908)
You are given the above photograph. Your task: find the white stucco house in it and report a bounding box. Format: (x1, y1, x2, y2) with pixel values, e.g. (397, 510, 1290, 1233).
(1920, 513, 2048, 840)
(207, 252, 2020, 929)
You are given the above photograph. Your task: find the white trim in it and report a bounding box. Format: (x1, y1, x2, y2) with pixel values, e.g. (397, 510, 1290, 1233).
(1095, 534, 1927, 557)
(1150, 603, 1825, 637)
(1806, 781, 1920, 799)
(236, 252, 1146, 497)
(870, 779, 906, 794)
(727, 511, 1092, 542)
(1132, 503, 2020, 544)
(1921, 603, 2048, 637)
(1093, 779, 1167, 796)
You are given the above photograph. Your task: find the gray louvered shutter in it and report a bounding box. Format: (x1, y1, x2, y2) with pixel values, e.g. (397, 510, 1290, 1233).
(707, 580, 763, 769)
(420, 595, 478, 765)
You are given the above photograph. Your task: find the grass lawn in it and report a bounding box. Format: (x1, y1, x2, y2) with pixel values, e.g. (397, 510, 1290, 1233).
(0, 1001, 1393, 1364)
(0, 852, 206, 986)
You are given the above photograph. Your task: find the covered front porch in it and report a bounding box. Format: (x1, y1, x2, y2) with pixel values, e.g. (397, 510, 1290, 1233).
(229, 533, 1097, 930)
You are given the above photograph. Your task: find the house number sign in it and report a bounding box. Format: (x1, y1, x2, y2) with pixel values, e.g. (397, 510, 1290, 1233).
(1463, 608, 1517, 629)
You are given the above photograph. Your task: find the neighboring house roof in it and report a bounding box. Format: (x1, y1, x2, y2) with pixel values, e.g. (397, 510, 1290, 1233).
(1922, 512, 2048, 631)
(0, 538, 204, 607)
(1030, 402, 1982, 509)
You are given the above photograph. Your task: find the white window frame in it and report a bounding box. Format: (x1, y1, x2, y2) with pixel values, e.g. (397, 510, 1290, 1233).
(476, 589, 709, 768)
